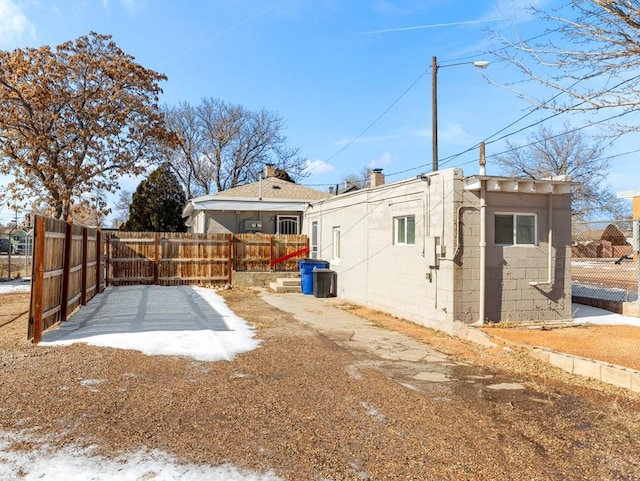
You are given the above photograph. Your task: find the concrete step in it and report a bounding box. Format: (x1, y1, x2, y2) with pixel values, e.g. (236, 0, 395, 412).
(269, 276, 302, 293)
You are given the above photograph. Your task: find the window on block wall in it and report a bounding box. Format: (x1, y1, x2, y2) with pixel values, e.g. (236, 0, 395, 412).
(394, 215, 415, 245)
(495, 213, 537, 245)
(310, 221, 319, 259)
(332, 226, 341, 261)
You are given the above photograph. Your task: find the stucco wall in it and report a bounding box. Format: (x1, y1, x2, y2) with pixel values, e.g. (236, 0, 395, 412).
(305, 168, 463, 331)
(195, 211, 302, 235)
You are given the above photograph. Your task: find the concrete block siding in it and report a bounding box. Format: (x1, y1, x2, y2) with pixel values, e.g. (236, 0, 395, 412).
(305, 167, 573, 333)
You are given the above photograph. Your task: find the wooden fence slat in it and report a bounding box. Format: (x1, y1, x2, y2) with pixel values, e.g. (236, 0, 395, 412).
(60, 221, 73, 323)
(81, 228, 88, 305)
(29, 216, 46, 343)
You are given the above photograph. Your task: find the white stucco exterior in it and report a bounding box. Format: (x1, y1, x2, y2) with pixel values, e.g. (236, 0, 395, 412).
(304, 167, 573, 331)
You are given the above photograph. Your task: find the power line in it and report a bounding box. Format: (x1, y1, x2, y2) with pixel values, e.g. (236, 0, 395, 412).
(305, 64, 432, 176)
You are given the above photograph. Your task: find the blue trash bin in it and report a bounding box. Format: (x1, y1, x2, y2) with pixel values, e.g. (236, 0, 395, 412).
(298, 259, 330, 295)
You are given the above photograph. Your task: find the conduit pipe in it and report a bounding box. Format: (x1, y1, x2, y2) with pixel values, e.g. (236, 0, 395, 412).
(477, 178, 486, 326)
(530, 193, 554, 286)
(474, 143, 487, 325)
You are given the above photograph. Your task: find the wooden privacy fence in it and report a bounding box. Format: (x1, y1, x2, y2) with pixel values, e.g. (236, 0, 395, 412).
(28, 223, 307, 341)
(106, 232, 309, 286)
(29, 216, 105, 342)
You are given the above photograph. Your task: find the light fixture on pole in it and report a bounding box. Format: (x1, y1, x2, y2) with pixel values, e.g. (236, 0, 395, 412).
(431, 56, 489, 172)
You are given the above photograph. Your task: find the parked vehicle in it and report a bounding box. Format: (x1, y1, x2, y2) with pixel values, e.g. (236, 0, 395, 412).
(14, 242, 31, 256)
(0, 238, 16, 255)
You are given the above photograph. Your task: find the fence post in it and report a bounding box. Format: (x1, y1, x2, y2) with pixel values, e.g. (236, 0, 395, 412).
(634, 219, 639, 301)
(270, 236, 275, 271)
(105, 233, 110, 287)
(227, 234, 233, 285)
(81, 228, 88, 305)
(30, 216, 46, 343)
(96, 229, 103, 293)
(154, 232, 160, 285)
(60, 221, 73, 323)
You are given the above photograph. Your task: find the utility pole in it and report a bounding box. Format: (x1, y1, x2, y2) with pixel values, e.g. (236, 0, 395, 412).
(431, 56, 438, 172)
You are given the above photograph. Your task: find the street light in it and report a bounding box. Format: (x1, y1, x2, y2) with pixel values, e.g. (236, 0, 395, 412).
(431, 56, 489, 172)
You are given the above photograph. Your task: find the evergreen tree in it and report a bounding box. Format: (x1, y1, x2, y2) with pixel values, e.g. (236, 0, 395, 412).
(122, 165, 187, 232)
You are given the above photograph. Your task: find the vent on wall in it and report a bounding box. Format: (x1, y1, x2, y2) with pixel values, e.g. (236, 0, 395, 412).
(243, 220, 262, 231)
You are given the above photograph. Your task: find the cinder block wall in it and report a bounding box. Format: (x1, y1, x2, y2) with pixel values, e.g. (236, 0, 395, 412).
(454, 190, 573, 323)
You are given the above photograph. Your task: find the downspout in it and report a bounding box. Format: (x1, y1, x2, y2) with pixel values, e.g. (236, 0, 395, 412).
(477, 178, 486, 326)
(476, 143, 487, 326)
(530, 193, 554, 286)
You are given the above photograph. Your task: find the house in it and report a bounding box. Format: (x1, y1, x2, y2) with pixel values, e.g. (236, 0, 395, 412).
(182, 166, 331, 235)
(304, 167, 574, 331)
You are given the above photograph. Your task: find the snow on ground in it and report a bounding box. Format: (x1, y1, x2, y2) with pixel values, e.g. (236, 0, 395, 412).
(0, 278, 31, 294)
(38, 285, 261, 362)
(0, 284, 280, 480)
(0, 431, 283, 481)
(573, 282, 638, 302)
(1, 281, 639, 479)
(571, 303, 640, 327)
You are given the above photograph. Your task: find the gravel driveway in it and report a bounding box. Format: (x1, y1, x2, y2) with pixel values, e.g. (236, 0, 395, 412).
(0, 287, 639, 480)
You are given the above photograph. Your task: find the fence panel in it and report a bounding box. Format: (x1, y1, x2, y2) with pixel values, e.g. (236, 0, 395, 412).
(28, 216, 105, 342)
(107, 232, 232, 286)
(572, 220, 638, 302)
(233, 234, 309, 272)
(159, 233, 231, 285)
(272, 234, 309, 271)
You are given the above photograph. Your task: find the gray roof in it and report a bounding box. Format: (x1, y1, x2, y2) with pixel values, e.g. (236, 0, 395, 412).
(204, 177, 331, 201)
(183, 177, 331, 216)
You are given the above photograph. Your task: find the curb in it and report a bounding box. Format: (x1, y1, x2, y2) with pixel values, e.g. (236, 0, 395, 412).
(529, 346, 640, 393)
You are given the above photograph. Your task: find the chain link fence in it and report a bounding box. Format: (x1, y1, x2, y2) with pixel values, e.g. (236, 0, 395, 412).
(572, 219, 639, 303)
(0, 231, 33, 281)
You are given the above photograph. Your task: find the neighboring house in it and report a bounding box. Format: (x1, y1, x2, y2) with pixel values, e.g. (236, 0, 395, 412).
(0, 227, 30, 250)
(183, 166, 331, 235)
(304, 167, 573, 330)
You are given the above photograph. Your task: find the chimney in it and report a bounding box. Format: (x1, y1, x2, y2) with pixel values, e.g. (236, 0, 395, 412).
(264, 163, 276, 178)
(370, 168, 385, 187)
(328, 186, 334, 194)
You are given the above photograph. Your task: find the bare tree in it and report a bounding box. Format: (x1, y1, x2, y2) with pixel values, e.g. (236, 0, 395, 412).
(163, 98, 308, 197)
(491, 1, 640, 134)
(112, 190, 132, 227)
(495, 123, 628, 219)
(0, 32, 172, 220)
(341, 167, 372, 190)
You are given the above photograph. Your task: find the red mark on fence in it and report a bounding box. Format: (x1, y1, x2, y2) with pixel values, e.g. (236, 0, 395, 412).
(270, 246, 310, 267)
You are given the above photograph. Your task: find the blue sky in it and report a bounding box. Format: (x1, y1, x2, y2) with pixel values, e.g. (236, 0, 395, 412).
(0, 0, 638, 225)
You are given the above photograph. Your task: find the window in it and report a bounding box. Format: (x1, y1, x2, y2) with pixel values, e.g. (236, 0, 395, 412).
(332, 226, 341, 260)
(495, 214, 537, 245)
(310, 221, 319, 259)
(394, 215, 415, 245)
(277, 215, 299, 235)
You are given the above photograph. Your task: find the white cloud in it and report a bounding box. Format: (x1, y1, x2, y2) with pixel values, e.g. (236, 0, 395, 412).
(0, 0, 35, 48)
(120, 0, 148, 14)
(439, 123, 473, 142)
(367, 151, 394, 169)
(304, 159, 335, 175)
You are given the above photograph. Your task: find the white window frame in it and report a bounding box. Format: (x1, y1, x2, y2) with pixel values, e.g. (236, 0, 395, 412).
(332, 226, 341, 263)
(394, 215, 416, 245)
(276, 215, 299, 235)
(310, 221, 319, 259)
(494, 213, 537, 246)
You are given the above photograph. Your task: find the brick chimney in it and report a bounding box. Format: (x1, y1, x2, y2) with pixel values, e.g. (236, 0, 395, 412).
(264, 164, 276, 178)
(370, 168, 385, 187)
